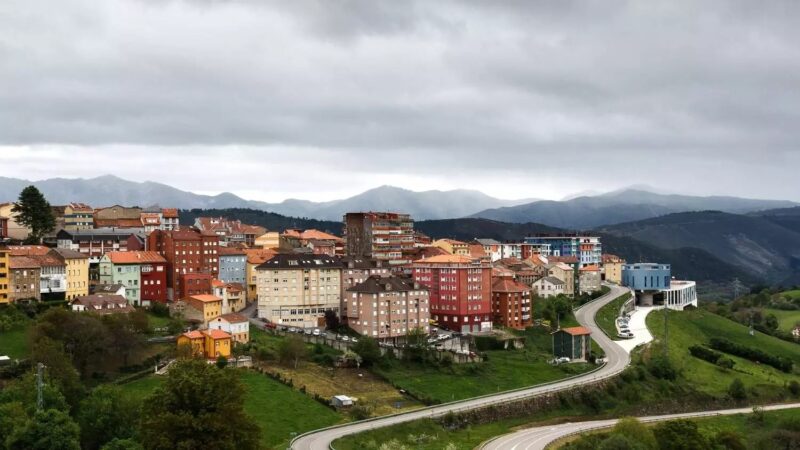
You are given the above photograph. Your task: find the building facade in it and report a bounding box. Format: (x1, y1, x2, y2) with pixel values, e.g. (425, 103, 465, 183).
(578, 265, 602, 294)
(552, 326, 592, 361)
(209, 313, 250, 344)
(412, 254, 493, 333)
(531, 276, 565, 298)
(344, 212, 414, 266)
(0, 245, 9, 304)
(491, 275, 532, 330)
(93, 205, 143, 228)
(344, 276, 430, 339)
(53, 248, 89, 301)
(148, 229, 220, 301)
(524, 236, 601, 266)
(601, 254, 625, 284)
(547, 262, 575, 296)
(56, 228, 145, 263)
(255, 254, 343, 328)
(0, 203, 30, 241)
(8, 256, 40, 301)
(219, 247, 247, 285)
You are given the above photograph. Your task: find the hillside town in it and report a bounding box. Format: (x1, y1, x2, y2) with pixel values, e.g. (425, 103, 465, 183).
(1, 193, 699, 359)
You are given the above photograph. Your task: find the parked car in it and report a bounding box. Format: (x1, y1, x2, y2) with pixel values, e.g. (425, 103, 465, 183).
(351, 338, 359, 344)
(312, 329, 321, 336)
(342, 336, 350, 342)
(556, 356, 571, 364)
(618, 332, 634, 339)
(304, 329, 312, 335)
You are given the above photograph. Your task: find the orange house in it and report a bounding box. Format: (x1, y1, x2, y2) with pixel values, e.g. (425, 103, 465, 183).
(177, 329, 232, 359)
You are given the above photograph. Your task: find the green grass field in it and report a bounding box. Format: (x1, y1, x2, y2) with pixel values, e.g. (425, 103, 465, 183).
(646, 308, 800, 397)
(0, 322, 31, 359)
(118, 370, 344, 449)
(779, 289, 800, 300)
(764, 308, 800, 332)
(374, 349, 593, 404)
(595, 292, 631, 339)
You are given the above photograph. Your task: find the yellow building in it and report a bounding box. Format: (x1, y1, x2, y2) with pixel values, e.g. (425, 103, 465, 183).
(431, 239, 470, 256)
(186, 294, 223, 324)
(0, 203, 30, 241)
(602, 254, 626, 284)
(177, 329, 232, 359)
(254, 231, 280, 249)
(63, 203, 94, 231)
(245, 249, 276, 301)
(54, 248, 89, 301)
(0, 245, 10, 304)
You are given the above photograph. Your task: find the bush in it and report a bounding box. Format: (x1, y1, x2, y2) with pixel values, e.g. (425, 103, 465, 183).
(716, 357, 735, 370)
(788, 380, 800, 397)
(688, 345, 722, 364)
(474, 336, 505, 351)
(349, 404, 371, 421)
(709, 338, 793, 373)
(647, 355, 677, 380)
(728, 379, 747, 400)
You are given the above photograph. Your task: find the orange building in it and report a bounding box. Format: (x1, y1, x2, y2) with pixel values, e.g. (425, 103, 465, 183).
(177, 329, 232, 359)
(491, 275, 532, 330)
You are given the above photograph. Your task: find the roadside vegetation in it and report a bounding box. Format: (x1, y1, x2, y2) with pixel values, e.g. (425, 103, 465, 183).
(595, 290, 632, 339)
(561, 407, 800, 450)
(704, 287, 800, 344)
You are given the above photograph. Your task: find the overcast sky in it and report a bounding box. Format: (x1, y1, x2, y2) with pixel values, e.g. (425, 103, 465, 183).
(1, 1, 799, 202)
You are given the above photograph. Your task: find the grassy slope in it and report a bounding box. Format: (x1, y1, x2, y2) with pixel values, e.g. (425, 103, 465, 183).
(646, 309, 800, 397)
(764, 308, 800, 332)
(595, 292, 631, 339)
(374, 351, 593, 404)
(0, 325, 30, 359)
(118, 370, 343, 450)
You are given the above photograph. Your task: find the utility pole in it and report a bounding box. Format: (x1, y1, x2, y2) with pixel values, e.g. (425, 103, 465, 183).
(663, 302, 668, 358)
(36, 362, 44, 411)
(732, 278, 742, 301)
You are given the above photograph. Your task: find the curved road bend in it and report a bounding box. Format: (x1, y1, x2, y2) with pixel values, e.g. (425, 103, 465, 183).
(482, 403, 800, 450)
(291, 284, 632, 450)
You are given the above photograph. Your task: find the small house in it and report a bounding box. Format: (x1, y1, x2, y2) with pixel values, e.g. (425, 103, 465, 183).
(330, 395, 354, 408)
(552, 326, 592, 361)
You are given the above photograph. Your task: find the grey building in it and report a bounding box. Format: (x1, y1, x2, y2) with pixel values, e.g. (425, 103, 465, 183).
(219, 247, 247, 285)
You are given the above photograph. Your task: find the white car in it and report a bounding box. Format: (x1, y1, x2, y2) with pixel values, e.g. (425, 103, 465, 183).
(556, 357, 571, 364)
(312, 329, 321, 336)
(342, 336, 350, 342)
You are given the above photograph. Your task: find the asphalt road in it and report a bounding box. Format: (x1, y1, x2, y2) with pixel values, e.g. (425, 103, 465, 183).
(291, 284, 632, 450)
(481, 403, 800, 450)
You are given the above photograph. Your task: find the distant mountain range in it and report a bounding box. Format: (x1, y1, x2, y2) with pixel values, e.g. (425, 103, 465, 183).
(470, 189, 798, 229)
(0, 175, 533, 221)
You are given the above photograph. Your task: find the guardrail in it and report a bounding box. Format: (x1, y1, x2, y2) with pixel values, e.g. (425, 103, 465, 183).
(290, 285, 630, 450)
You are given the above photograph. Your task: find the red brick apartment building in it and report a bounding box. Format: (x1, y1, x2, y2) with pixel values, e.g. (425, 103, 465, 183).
(148, 228, 219, 301)
(344, 212, 414, 267)
(491, 275, 532, 330)
(412, 254, 493, 333)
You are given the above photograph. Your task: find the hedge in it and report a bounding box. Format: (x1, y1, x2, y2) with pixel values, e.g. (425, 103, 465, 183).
(708, 338, 793, 373)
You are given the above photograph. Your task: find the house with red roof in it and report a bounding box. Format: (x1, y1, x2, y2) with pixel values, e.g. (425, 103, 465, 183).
(552, 326, 592, 361)
(98, 251, 168, 306)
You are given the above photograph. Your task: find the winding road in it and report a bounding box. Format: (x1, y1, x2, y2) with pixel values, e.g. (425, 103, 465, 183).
(481, 403, 800, 450)
(291, 284, 632, 450)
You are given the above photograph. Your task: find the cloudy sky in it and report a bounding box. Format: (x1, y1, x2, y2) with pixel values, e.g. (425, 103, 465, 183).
(1, 0, 799, 202)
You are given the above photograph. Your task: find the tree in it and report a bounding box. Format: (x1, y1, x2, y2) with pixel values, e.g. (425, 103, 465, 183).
(6, 409, 81, 450)
(764, 314, 779, 331)
(215, 355, 228, 369)
(32, 308, 110, 378)
(278, 335, 307, 369)
(76, 386, 141, 450)
(30, 337, 84, 409)
(652, 420, 708, 450)
(324, 309, 340, 330)
(0, 371, 69, 414)
(598, 434, 651, 450)
(101, 314, 144, 367)
(728, 378, 747, 400)
(351, 336, 381, 366)
(12, 185, 56, 244)
(140, 360, 260, 450)
(610, 417, 657, 449)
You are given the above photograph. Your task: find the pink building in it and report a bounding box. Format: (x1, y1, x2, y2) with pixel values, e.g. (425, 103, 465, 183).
(343, 275, 430, 340)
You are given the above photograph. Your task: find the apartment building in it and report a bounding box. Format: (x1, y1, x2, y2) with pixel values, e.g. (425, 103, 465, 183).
(99, 251, 168, 306)
(53, 248, 89, 301)
(194, 217, 267, 247)
(578, 265, 602, 293)
(344, 212, 414, 266)
(9, 246, 66, 300)
(531, 276, 565, 298)
(148, 228, 220, 301)
(601, 254, 625, 284)
(547, 262, 575, 296)
(524, 235, 602, 266)
(340, 256, 391, 291)
(244, 248, 277, 301)
(431, 239, 470, 256)
(161, 209, 180, 231)
(0, 245, 9, 304)
(344, 276, 430, 339)
(93, 205, 143, 228)
(0, 216, 8, 239)
(219, 247, 247, 285)
(255, 254, 342, 328)
(412, 254, 493, 333)
(8, 256, 40, 301)
(0, 203, 30, 241)
(56, 228, 145, 263)
(499, 242, 552, 260)
(491, 275, 532, 330)
(63, 203, 94, 231)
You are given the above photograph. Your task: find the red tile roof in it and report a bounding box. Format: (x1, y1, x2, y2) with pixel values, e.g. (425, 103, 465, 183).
(579, 264, 601, 272)
(492, 277, 530, 293)
(8, 245, 51, 256)
(161, 208, 179, 218)
(9, 255, 40, 269)
(203, 329, 231, 340)
(181, 330, 204, 340)
(414, 254, 475, 264)
(187, 294, 222, 303)
(218, 313, 248, 323)
(560, 326, 591, 336)
(106, 251, 167, 264)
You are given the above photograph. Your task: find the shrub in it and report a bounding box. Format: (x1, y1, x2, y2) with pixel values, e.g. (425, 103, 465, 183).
(647, 355, 677, 380)
(716, 357, 735, 370)
(688, 345, 722, 364)
(728, 379, 747, 400)
(789, 380, 800, 397)
(349, 404, 371, 421)
(709, 338, 793, 373)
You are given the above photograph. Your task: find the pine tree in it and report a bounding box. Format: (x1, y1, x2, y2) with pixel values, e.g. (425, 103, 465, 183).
(12, 185, 55, 244)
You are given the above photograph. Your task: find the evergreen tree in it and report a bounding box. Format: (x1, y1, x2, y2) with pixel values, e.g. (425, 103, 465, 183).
(12, 185, 56, 244)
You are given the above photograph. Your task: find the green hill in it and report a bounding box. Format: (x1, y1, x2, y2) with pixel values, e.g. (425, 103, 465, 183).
(646, 309, 800, 398)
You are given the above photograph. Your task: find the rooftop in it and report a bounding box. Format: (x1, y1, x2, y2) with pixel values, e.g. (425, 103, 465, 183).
(347, 275, 427, 294)
(105, 251, 167, 264)
(558, 326, 591, 336)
